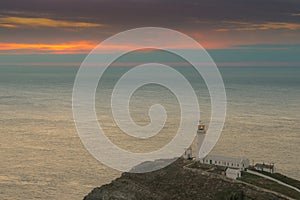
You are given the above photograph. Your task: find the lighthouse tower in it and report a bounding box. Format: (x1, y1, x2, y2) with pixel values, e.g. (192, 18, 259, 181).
(193, 120, 206, 160)
(183, 120, 206, 160)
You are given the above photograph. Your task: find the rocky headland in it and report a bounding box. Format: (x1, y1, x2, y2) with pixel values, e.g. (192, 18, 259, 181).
(83, 158, 296, 200)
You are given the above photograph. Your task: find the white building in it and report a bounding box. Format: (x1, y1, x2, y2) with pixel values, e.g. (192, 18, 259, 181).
(183, 147, 193, 160)
(183, 121, 206, 160)
(226, 168, 241, 179)
(192, 120, 206, 160)
(254, 163, 275, 173)
(200, 155, 249, 170)
(182, 121, 249, 172)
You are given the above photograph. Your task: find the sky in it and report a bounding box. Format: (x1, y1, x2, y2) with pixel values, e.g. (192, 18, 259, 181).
(0, 0, 300, 64)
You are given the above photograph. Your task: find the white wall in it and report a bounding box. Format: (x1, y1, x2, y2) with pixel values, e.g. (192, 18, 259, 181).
(226, 168, 241, 179)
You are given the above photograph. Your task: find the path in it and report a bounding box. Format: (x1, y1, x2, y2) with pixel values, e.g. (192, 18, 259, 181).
(247, 170, 300, 193)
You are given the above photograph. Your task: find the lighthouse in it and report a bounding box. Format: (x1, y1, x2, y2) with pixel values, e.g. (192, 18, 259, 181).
(183, 120, 206, 160)
(193, 120, 206, 160)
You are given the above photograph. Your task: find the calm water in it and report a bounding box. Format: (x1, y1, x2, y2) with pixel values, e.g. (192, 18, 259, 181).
(0, 65, 299, 200)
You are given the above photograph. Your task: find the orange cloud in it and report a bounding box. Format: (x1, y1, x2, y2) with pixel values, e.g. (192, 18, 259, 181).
(0, 41, 98, 54)
(0, 41, 160, 54)
(217, 21, 300, 31)
(0, 16, 103, 29)
(0, 40, 231, 54)
(0, 23, 19, 28)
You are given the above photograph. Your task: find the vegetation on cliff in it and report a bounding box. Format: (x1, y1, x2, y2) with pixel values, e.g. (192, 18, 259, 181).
(84, 158, 295, 200)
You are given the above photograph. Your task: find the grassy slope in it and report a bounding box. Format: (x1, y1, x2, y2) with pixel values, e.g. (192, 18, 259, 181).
(240, 171, 300, 200)
(249, 168, 300, 189)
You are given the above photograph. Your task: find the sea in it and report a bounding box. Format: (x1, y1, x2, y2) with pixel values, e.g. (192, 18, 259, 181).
(1, 64, 299, 200)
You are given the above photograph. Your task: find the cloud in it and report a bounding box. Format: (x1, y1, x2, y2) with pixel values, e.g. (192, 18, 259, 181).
(0, 16, 103, 29)
(290, 13, 300, 16)
(231, 43, 300, 50)
(1, 1, 300, 51)
(0, 41, 97, 54)
(0, 23, 18, 28)
(2, 0, 300, 28)
(0, 41, 199, 54)
(217, 21, 300, 31)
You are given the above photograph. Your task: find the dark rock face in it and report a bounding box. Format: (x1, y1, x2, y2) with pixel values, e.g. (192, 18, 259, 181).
(84, 159, 287, 200)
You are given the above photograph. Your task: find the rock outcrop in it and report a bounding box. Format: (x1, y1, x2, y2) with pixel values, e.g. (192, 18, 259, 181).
(84, 158, 288, 200)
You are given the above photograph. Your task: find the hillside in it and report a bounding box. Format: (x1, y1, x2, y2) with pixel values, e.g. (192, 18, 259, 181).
(83, 158, 293, 200)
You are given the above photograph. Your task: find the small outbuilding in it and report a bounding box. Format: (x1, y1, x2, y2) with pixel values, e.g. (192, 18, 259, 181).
(254, 163, 275, 173)
(226, 168, 241, 179)
(183, 147, 193, 160)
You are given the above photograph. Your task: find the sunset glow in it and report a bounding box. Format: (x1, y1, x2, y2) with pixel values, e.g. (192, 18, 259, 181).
(0, 41, 98, 54)
(0, 16, 103, 29)
(1, 1, 300, 199)
(0, 41, 233, 54)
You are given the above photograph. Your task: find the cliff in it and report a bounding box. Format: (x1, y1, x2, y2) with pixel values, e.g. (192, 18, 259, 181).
(83, 158, 291, 200)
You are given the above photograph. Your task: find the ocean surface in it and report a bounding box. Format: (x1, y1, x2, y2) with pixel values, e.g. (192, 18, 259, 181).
(1, 65, 299, 200)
